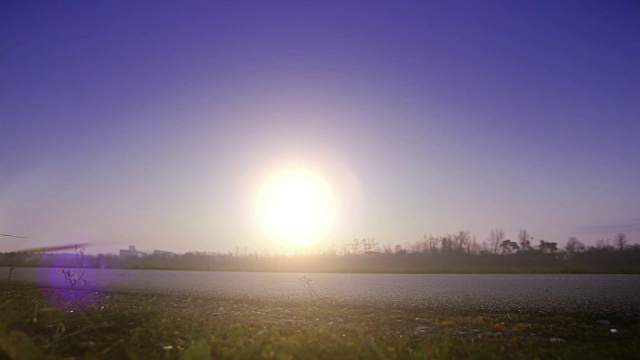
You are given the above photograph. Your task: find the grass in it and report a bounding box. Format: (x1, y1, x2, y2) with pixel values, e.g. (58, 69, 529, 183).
(1, 285, 639, 359)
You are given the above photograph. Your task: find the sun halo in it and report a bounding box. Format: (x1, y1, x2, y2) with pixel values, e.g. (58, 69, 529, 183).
(256, 167, 336, 249)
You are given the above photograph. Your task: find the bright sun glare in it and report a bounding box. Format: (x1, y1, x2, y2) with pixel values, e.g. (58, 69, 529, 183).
(256, 167, 336, 249)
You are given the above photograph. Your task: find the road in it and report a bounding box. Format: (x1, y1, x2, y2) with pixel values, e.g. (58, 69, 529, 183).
(4, 267, 640, 313)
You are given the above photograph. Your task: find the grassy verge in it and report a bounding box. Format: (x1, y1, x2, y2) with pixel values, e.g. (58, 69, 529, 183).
(1, 285, 638, 359)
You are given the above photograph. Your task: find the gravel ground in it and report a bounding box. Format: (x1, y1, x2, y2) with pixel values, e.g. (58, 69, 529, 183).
(5, 267, 640, 314)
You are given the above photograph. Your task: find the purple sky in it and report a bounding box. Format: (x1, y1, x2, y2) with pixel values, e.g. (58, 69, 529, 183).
(1, 1, 639, 254)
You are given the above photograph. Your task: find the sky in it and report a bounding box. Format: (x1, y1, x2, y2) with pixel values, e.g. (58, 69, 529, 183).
(1, 1, 639, 254)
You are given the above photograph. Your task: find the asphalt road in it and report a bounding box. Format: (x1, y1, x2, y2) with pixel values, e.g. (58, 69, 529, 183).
(5, 267, 640, 314)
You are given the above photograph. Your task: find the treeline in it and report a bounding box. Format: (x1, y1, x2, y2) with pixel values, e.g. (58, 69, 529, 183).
(1, 231, 639, 274)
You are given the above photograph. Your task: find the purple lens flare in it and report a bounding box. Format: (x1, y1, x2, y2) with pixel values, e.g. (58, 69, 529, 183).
(37, 253, 111, 310)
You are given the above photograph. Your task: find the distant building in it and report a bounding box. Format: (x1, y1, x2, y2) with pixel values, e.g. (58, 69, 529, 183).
(119, 245, 143, 258)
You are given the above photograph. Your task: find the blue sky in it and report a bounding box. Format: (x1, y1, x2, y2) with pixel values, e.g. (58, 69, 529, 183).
(1, 1, 639, 253)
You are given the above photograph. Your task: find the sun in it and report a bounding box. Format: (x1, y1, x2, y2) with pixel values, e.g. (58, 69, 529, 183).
(256, 167, 336, 248)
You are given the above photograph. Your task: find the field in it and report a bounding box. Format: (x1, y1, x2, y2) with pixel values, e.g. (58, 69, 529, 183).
(1, 285, 639, 359)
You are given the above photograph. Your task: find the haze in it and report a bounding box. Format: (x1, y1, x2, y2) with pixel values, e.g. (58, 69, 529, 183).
(1, 1, 639, 254)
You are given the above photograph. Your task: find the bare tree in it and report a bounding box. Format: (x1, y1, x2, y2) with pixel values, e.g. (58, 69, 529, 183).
(518, 229, 532, 250)
(394, 244, 406, 254)
(595, 238, 612, 250)
(370, 238, 379, 253)
(466, 236, 480, 255)
(452, 231, 471, 253)
(440, 235, 453, 253)
(614, 233, 627, 251)
(361, 238, 378, 253)
(423, 234, 439, 254)
(350, 239, 360, 255)
(488, 229, 505, 254)
(565, 237, 585, 253)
